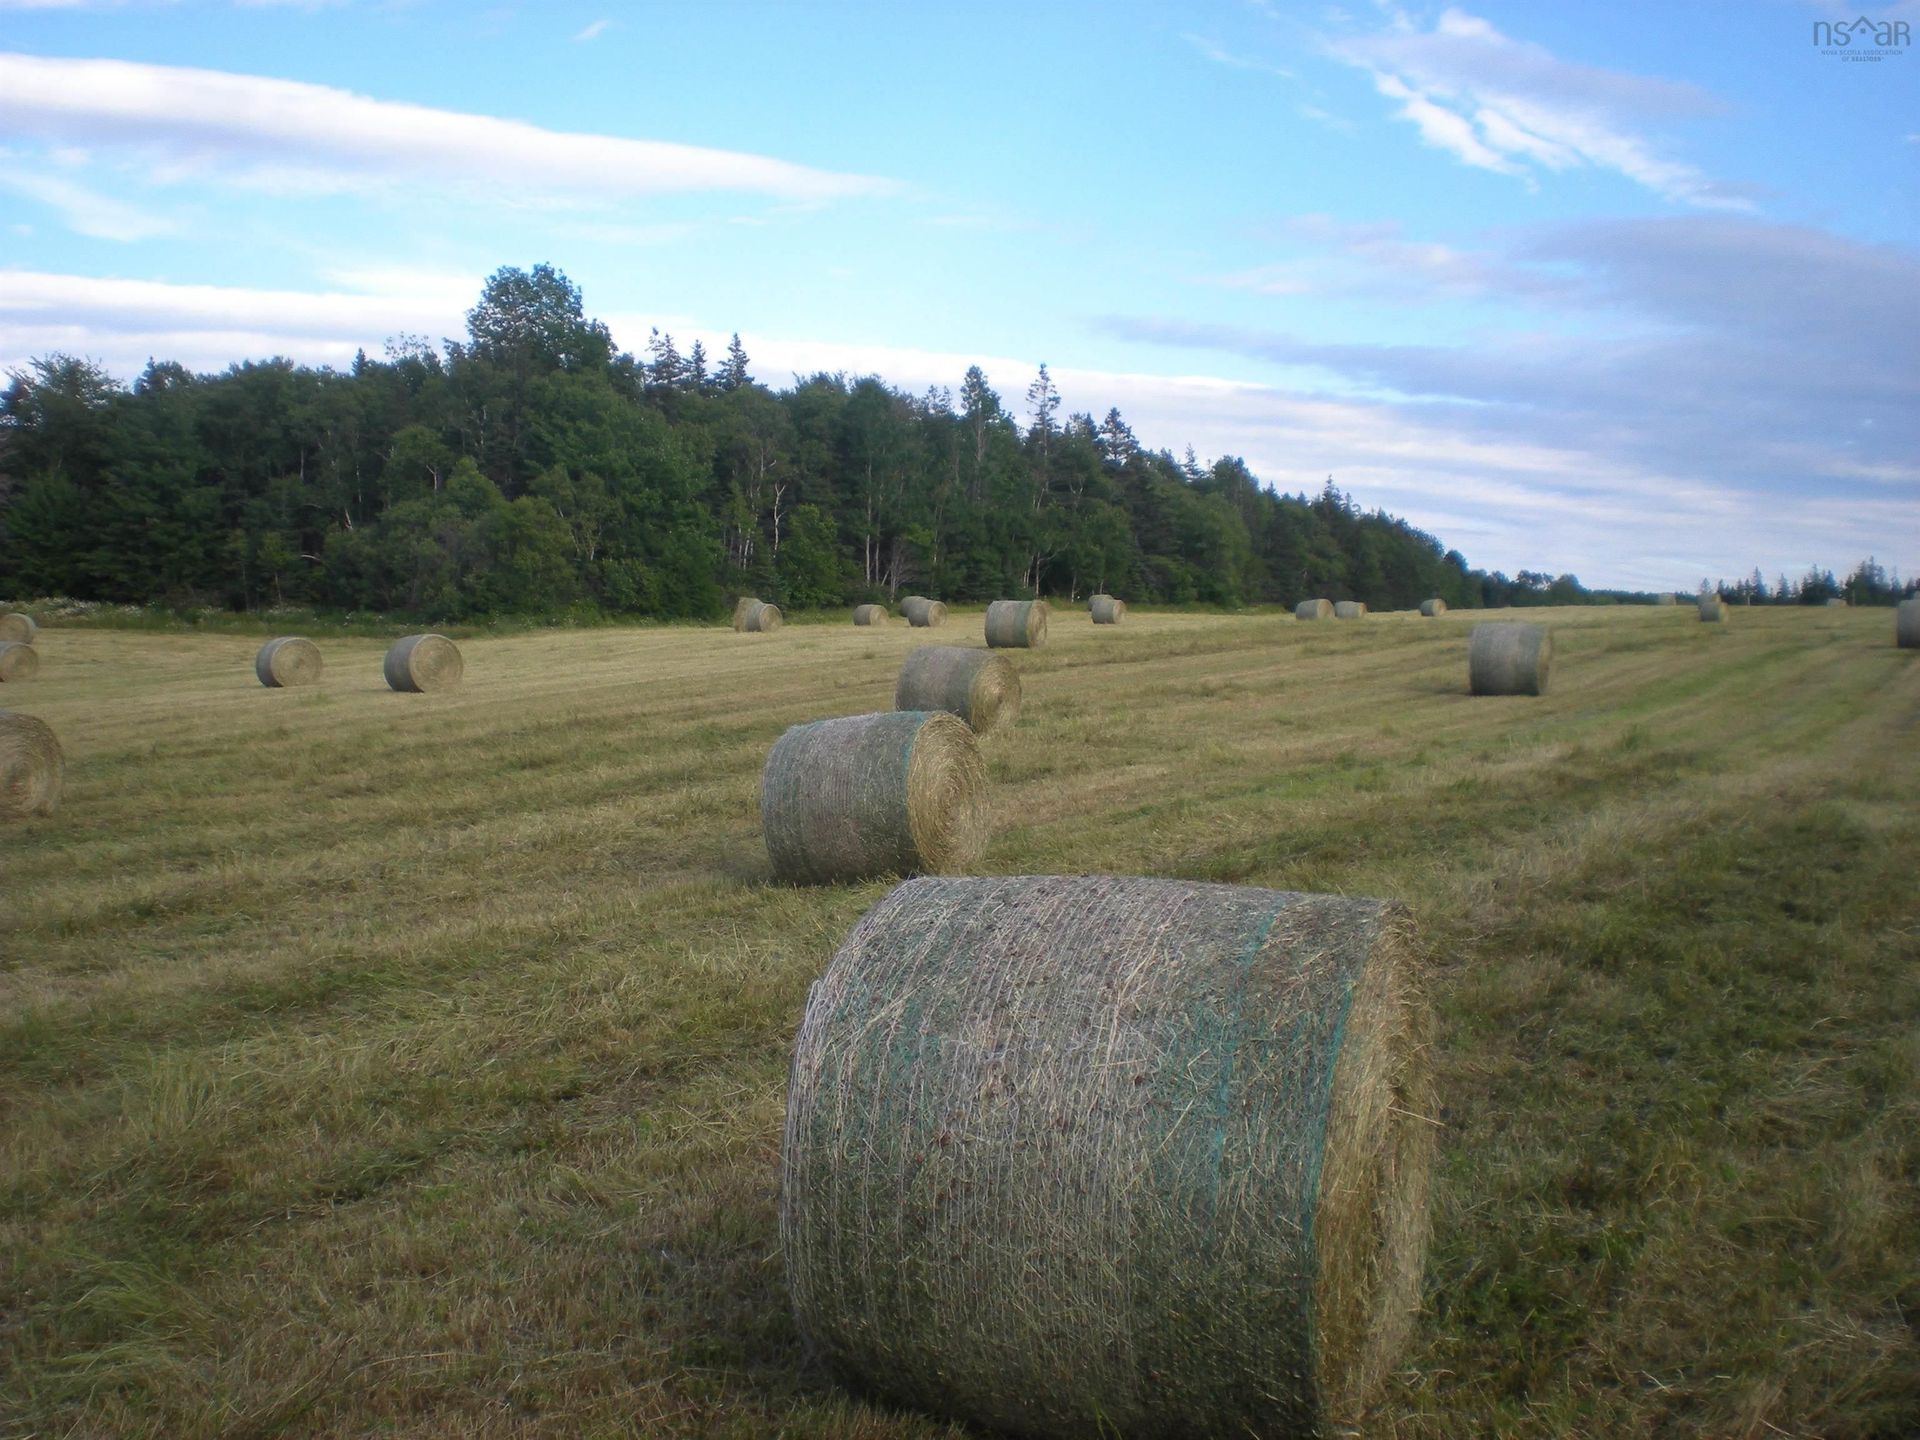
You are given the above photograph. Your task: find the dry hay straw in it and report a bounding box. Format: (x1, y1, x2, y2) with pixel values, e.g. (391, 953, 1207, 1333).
(1089, 594, 1127, 625)
(1698, 596, 1728, 623)
(0, 612, 37, 643)
(0, 710, 63, 819)
(1469, 622, 1552, 696)
(783, 873, 1435, 1438)
(734, 599, 783, 633)
(1295, 598, 1334, 621)
(760, 711, 985, 884)
(984, 599, 1049, 648)
(1419, 598, 1447, 617)
(733, 596, 761, 629)
(0, 642, 40, 683)
(383, 633, 463, 692)
(902, 596, 948, 628)
(1898, 598, 1920, 650)
(852, 604, 890, 627)
(1334, 600, 1368, 620)
(1655, 593, 1678, 606)
(894, 646, 1021, 736)
(254, 636, 323, 688)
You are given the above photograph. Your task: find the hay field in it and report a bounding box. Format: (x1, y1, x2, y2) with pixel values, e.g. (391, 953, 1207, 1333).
(3, 606, 1916, 1437)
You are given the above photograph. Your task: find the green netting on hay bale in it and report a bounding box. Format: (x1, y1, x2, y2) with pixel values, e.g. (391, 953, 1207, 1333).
(1698, 597, 1727, 623)
(902, 596, 947, 628)
(255, 636, 323, 688)
(1898, 598, 1920, 650)
(0, 710, 62, 819)
(1419, 598, 1447, 617)
(0, 613, 37, 644)
(0, 642, 40, 683)
(1296, 599, 1333, 620)
(384, 634, 462, 692)
(894, 646, 1021, 736)
(784, 873, 1435, 1438)
(1090, 595, 1126, 624)
(984, 599, 1048, 648)
(1469, 622, 1551, 696)
(759, 711, 985, 884)
(852, 604, 889, 627)
(1334, 601, 1368, 619)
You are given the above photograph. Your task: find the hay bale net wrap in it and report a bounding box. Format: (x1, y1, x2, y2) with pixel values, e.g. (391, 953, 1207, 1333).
(1419, 598, 1447, 617)
(1334, 600, 1368, 620)
(0, 613, 36, 643)
(0, 642, 40, 683)
(984, 598, 1049, 648)
(1699, 597, 1727, 622)
(1089, 594, 1127, 624)
(893, 646, 1021, 736)
(383, 633, 463, 692)
(254, 636, 323, 688)
(1295, 598, 1334, 621)
(902, 596, 947, 628)
(852, 604, 889, 627)
(759, 711, 985, 884)
(0, 710, 62, 819)
(1469, 622, 1551, 696)
(783, 874, 1435, 1438)
(1897, 598, 1920, 649)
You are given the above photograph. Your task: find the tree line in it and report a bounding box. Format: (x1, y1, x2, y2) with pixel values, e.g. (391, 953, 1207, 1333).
(1, 264, 1905, 622)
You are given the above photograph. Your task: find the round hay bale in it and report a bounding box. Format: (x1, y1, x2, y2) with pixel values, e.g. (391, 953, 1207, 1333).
(1824, 597, 1848, 609)
(732, 596, 760, 630)
(741, 601, 783, 633)
(1698, 596, 1727, 623)
(254, 636, 323, 688)
(1897, 597, 1920, 650)
(760, 711, 985, 885)
(1089, 594, 1126, 625)
(1419, 598, 1447, 617)
(0, 612, 37, 643)
(1334, 600, 1368, 620)
(1469, 622, 1551, 696)
(783, 873, 1435, 1438)
(1295, 598, 1334, 621)
(902, 596, 947, 628)
(383, 633, 463, 692)
(852, 604, 889, 627)
(0, 709, 62, 819)
(0, 642, 40, 683)
(984, 599, 1048, 648)
(894, 646, 1021, 736)
(1654, 593, 1678, 606)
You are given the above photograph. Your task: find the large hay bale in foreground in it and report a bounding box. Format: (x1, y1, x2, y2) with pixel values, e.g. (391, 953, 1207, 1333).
(1898, 598, 1920, 650)
(984, 599, 1048, 648)
(1089, 594, 1126, 624)
(0, 710, 62, 819)
(1469, 622, 1551, 696)
(902, 596, 947, 628)
(760, 711, 985, 884)
(1334, 600, 1368, 620)
(254, 636, 323, 688)
(894, 646, 1021, 736)
(852, 604, 889, 627)
(784, 873, 1434, 1438)
(0, 642, 39, 683)
(0, 612, 36, 643)
(1296, 598, 1334, 621)
(1698, 596, 1727, 623)
(383, 633, 463, 692)
(1420, 598, 1447, 617)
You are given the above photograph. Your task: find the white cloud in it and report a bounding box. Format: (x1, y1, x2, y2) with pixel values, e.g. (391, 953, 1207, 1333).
(0, 168, 175, 240)
(573, 18, 610, 42)
(0, 52, 895, 206)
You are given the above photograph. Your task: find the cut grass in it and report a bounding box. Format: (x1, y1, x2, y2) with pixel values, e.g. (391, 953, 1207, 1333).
(2, 606, 1916, 1437)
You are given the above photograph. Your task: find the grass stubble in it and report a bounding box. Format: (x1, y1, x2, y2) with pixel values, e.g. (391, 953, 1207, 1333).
(1, 606, 1915, 1437)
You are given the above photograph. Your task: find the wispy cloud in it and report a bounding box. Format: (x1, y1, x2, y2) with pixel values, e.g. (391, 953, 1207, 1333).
(0, 166, 175, 240)
(573, 18, 610, 42)
(1182, 33, 1294, 78)
(1329, 7, 1752, 210)
(0, 52, 895, 207)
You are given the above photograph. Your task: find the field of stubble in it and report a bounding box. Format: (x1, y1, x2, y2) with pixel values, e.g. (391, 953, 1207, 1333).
(3, 605, 1916, 1438)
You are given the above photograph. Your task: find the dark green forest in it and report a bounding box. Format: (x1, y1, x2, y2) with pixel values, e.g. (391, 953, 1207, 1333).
(0, 265, 1906, 621)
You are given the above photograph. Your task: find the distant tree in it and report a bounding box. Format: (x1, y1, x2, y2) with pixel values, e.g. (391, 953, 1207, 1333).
(463, 264, 611, 376)
(718, 333, 752, 391)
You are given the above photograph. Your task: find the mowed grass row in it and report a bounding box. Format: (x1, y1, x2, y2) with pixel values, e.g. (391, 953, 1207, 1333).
(2, 606, 1915, 1437)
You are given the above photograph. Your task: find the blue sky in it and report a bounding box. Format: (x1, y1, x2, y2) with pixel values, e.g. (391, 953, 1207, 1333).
(1, 0, 1914, 590)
